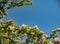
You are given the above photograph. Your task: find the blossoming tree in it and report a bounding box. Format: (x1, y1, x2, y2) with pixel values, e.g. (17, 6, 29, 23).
(0, 0, 60, 44)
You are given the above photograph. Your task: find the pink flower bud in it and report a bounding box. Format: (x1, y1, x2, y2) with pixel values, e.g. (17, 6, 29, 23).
(52, 36, 60, 43)
(54, 37, 60, 42)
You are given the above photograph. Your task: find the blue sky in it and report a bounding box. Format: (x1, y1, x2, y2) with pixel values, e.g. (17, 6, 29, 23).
(4, 0, 60, 35)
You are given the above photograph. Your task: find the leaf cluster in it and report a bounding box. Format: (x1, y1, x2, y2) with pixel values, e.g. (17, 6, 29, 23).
(0, 0, 32, 19)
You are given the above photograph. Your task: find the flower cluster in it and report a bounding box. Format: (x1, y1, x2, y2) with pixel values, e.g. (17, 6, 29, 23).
(0, 19, 58, 44)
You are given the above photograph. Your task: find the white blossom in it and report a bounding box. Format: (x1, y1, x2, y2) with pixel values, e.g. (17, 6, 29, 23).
(35, 25, 39, 30)
(31, 32, 35, 35)
(18, 26, 21, 30)
(56, 28, 60, 29)
(42, 35, 45, 41)
(8, 26, 15, 30)
(22, 24, 26, 27)
(56, 28, 60, 31)
(40, 31, 44, 34)
(29, 27, 31, 29)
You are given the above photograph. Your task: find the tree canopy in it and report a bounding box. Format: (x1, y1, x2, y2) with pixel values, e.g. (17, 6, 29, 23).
(0, 0, 60, 44)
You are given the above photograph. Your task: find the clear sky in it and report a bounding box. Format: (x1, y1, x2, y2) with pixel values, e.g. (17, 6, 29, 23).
(4, 0, 60, 35)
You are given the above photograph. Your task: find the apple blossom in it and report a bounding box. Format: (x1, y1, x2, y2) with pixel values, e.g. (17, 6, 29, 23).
(34, 25, 39, 30)
(21, 24, 26, 27)
(8, 25, 15, 30)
